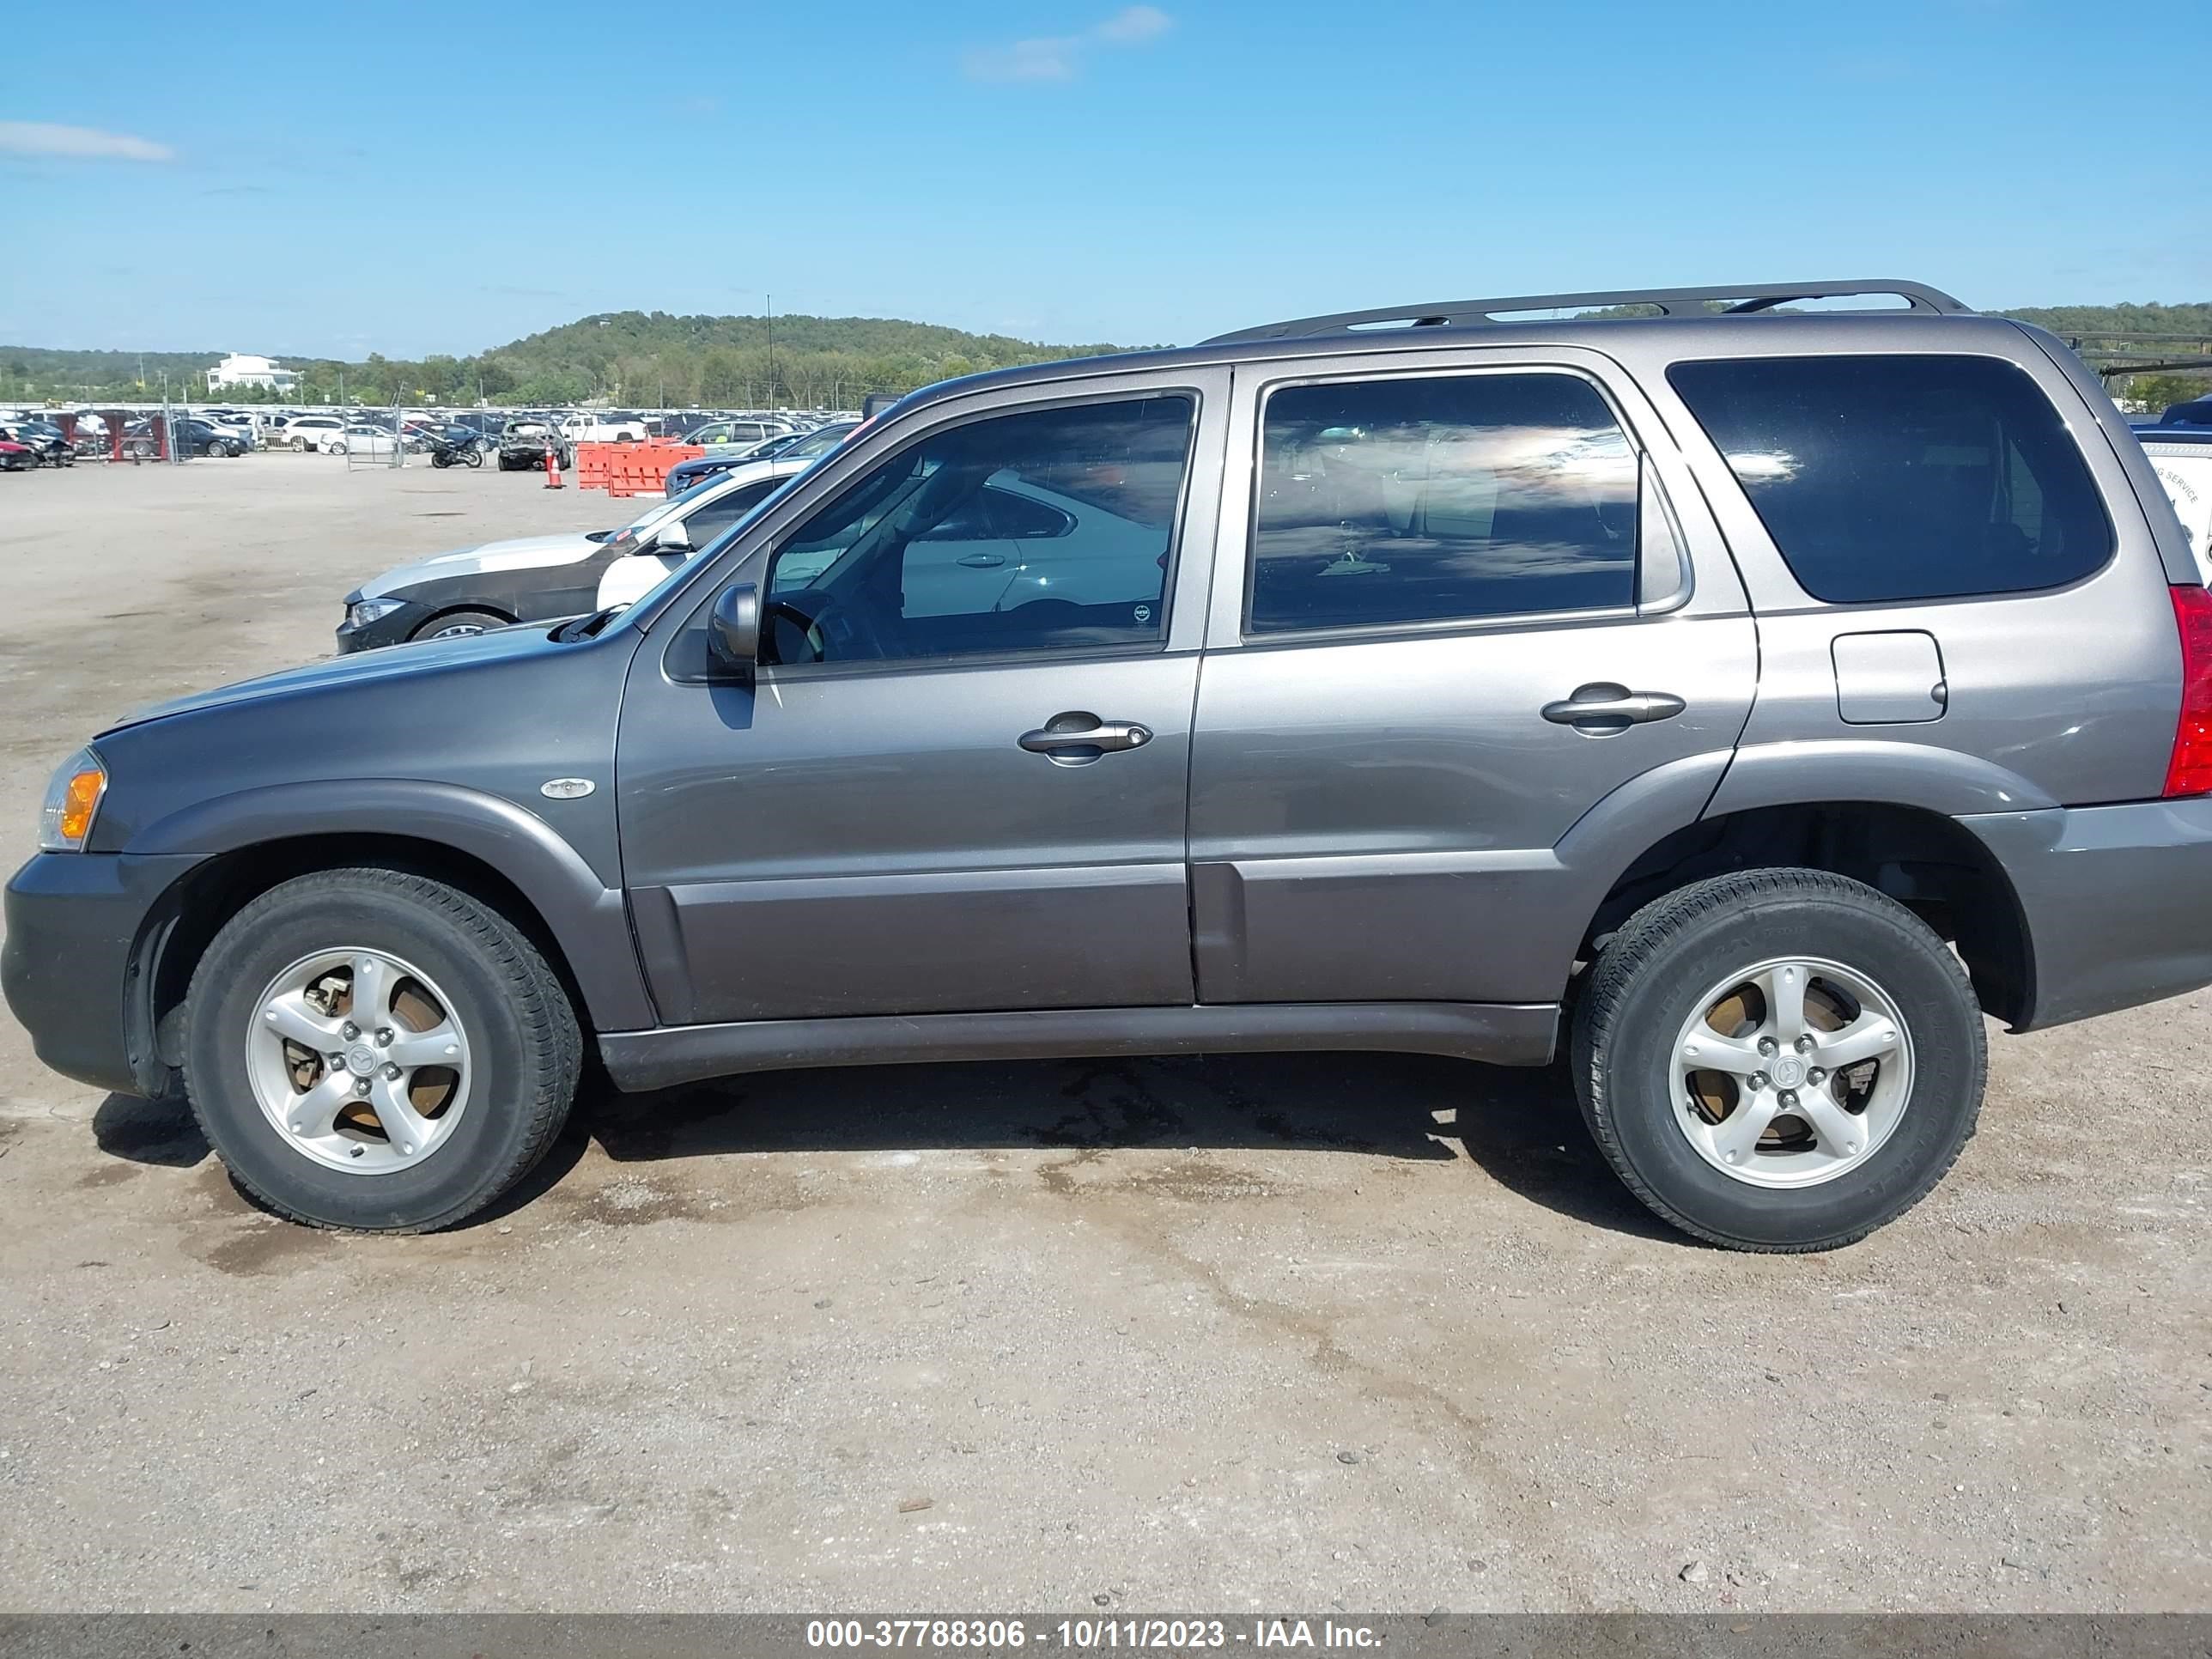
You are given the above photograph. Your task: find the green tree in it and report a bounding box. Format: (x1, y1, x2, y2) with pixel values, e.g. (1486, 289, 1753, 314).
(2122, 371, 2212, 416)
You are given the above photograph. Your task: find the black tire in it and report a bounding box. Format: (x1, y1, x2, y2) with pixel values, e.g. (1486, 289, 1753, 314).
(1571, 868, 1985, 1252)
(431, 449, 453, 468)
(463, 447, 483, 468)
(496, 453, 516, 471)
(182, 868, 580, 1231)
(408, 608, 510, 641)
(328, 440, 347, 456)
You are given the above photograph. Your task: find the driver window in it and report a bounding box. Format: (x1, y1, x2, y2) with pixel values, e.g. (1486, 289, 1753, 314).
(761, 394, 1194, 667)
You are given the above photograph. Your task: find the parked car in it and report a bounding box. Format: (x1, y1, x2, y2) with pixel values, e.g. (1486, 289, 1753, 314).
(2138, 423, 2212, 581)
(326, 423, 402, 459)
(684, 416, 793, 455)
(283, 416, 349, 453)
(15, 278, 2212, 1249)
(336, 465, 800, 651)
(592, 458, 817, 608)
(496, 419, 574, 472)
(662, 419, 860, 496)
(0, 420, 74, 465)
(199, 411, 260, 448)
(0, 439, 36, 472)
(2158, 394, 2212, 427)
(558, 411, 648, 444)
(120, 416, 246, 459)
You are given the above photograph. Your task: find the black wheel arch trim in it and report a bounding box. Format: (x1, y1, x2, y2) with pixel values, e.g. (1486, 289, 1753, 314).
(123, 779, 656, 1031)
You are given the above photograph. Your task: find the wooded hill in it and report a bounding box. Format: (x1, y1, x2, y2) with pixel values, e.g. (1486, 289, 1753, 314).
(5, 301, 2207, 408)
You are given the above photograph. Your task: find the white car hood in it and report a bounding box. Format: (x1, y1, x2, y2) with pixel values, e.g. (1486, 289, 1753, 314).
(358, 532, 604, 599)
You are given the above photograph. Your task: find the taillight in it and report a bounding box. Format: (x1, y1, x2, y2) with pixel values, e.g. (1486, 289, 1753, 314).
(2165, 586, 2212, 797)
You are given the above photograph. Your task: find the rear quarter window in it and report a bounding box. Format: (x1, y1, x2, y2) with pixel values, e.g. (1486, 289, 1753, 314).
(1668, 354, 2113, 603)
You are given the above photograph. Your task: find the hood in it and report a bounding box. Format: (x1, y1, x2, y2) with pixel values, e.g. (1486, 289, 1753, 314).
(356, 532, 605, 599)
(105, 618, 570, 734)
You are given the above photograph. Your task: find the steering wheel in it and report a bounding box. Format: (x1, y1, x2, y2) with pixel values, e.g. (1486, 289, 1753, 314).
(763, 598, 830, 665)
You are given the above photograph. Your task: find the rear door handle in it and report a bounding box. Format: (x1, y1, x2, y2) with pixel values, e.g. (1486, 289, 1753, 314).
(1019, 714, 1153, 758)
(1541, 684, 1686, 732)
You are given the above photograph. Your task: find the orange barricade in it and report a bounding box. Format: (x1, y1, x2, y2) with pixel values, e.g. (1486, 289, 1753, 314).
(574, 439, 706, 496)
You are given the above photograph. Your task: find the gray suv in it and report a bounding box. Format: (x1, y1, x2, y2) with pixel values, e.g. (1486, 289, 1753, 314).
(9, 279, 2209, 1251)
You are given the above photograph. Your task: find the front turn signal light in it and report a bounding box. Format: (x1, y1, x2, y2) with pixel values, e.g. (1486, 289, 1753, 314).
(38, 748, 106, 852)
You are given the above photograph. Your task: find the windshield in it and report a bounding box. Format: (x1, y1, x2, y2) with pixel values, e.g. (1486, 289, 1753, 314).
(607, 473, 805, 619)
(613, 485, 697, 540)
(788, 423, 857, 459)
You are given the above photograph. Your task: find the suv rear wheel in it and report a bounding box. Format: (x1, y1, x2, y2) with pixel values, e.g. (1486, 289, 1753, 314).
(182, 868, 581, 1231)
(1571, 869, 1985, 1251)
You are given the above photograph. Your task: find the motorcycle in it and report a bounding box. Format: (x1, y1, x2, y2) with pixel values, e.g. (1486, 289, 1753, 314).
(428, 432, 485, 469)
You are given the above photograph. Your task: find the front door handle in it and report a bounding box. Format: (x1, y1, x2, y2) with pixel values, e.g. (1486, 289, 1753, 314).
(1541, 684, 1686, 732)
(1018, 713, 1153, 759)
(957, 552, 1007, 568)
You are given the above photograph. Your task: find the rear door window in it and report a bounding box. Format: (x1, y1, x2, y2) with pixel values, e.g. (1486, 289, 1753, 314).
(1248, 372, 1639, 634)
(1668, 354, 2113, 603)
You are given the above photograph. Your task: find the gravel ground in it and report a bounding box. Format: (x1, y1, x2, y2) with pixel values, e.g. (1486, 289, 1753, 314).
(0, 457, 2204, 1613)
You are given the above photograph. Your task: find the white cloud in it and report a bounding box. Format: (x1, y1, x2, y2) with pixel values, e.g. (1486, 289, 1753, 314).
(0, 121, 174, 162)
(966, 37, 1081, 81)
(964, 7, 1174, 82)
(1094, 4, 1170, 43)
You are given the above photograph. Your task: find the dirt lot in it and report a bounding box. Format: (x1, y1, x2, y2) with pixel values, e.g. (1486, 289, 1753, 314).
(0, 456, 2203, 1614)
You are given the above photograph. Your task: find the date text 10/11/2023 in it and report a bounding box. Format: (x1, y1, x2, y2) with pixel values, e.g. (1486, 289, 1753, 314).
(805, 1620, 1384, 1650)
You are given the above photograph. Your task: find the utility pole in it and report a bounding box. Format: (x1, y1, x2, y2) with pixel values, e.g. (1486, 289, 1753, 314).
(766, 292, 775, 412)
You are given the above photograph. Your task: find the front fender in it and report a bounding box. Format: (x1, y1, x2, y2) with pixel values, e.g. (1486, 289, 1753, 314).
(127, 778, 655, 1031)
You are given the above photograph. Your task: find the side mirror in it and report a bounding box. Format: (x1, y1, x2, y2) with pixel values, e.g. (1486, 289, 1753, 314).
(707, 581, 760, 677)
(652, 521, 691, 551)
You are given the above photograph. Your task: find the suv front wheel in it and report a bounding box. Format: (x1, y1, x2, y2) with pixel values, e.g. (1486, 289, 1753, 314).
(1572, 869, 1985, 1251)
(182, 868, 581, 1231)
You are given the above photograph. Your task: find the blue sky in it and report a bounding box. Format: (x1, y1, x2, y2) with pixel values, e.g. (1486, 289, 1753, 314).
(3, 0, 2206, 358)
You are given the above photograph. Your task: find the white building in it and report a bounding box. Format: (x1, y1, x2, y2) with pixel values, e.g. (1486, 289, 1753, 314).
(206, 353, 300, 393)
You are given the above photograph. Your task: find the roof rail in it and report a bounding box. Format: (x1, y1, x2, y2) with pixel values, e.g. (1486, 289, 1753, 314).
(1201, 279, 1970, 346)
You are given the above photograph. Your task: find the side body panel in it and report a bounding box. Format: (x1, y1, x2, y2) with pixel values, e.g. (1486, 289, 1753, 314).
(1625, 319, 2184, 814)
(90, 628, 655, 1031)
(1188, 345, 1759, 1006)
(613, 365, 1231, 1027)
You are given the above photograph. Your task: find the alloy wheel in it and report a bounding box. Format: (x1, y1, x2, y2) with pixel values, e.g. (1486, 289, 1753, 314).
(1669, 956, 1913, 1188)
(245, 947, 473, 1175)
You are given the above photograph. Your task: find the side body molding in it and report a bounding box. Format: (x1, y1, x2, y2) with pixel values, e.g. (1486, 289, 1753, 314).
(128, 779, 656, 1030)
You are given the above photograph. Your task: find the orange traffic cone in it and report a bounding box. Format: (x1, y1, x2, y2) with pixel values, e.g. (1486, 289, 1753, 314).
(544, 441, 564, 489)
